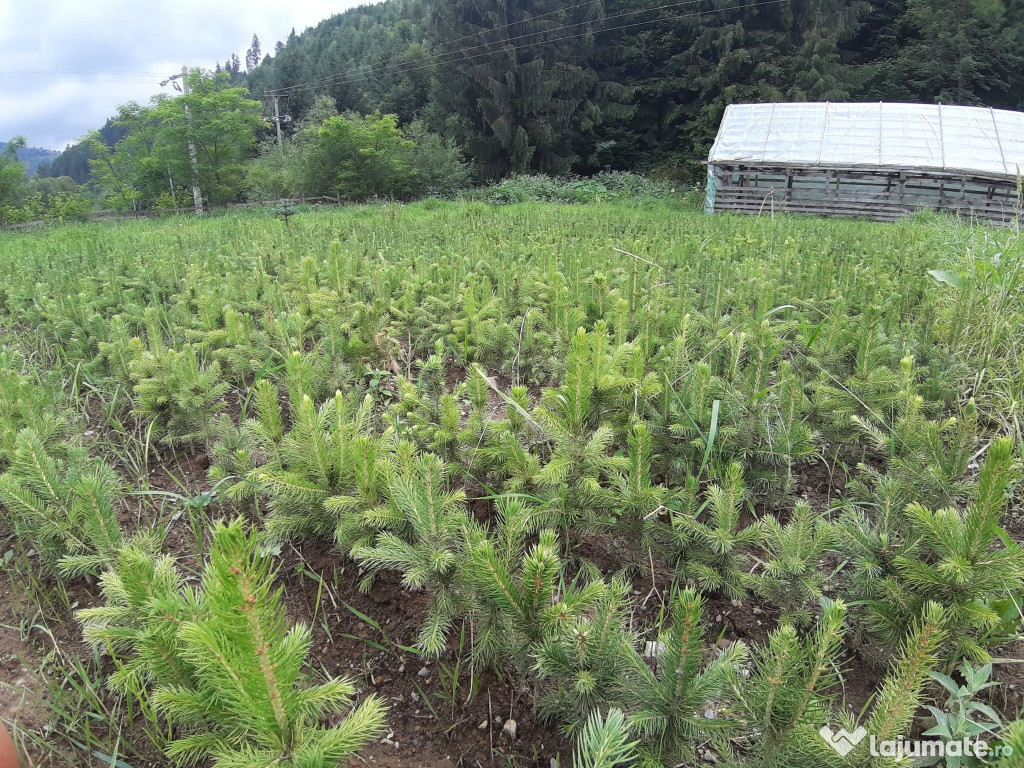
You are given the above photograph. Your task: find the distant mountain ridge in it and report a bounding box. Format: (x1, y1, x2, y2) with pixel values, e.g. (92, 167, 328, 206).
(0, 141, 60, 174)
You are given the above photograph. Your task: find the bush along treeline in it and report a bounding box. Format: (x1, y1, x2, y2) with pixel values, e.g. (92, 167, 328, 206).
(2, 204, 1024, 765)
(0, 138, 93, 226)
(26, 75, 475, 214)
(247, 95, 472, 202)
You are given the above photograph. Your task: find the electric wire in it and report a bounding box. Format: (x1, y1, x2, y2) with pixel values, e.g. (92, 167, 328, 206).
(271, 0, 786, 97)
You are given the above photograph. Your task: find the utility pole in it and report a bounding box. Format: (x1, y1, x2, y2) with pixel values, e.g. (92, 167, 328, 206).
(272, 94, 284, 149)
(180, 66, 203, 215)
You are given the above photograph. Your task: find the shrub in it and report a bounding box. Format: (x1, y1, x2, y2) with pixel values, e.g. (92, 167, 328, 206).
(469, 172, 678, 205)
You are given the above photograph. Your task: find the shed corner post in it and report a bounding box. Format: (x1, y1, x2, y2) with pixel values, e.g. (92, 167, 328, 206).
(704, 165, 718, 214)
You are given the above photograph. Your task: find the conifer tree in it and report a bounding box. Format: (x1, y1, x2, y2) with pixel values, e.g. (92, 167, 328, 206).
(464, 498, 561, 668)
(665, 464, 764, 600)
(573, 708, 639, 768)
(622, 588, 745, 766)
(532, 327, 626, 537)
(734, 599, 849, 767)
(0, 428, 126, 577)
(354, 452, 471, 656)
(532, 577, 637, 732)
(864, 602, 946, 748)
(78, 543, 200, 695)
(609, 422, 665, 546)
(245, 34, 262, 71)
(155, 519, 387, 767)
(844, 438, 1024, 661)
(752, 502, 835, 626)
(427, 0, 630, 177)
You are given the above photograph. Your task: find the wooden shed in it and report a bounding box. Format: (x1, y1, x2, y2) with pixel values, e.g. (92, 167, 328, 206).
(705, 102, 1024, 225)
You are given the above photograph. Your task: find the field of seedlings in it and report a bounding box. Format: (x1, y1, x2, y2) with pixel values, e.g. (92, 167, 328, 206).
(2, 198, 1024, 768)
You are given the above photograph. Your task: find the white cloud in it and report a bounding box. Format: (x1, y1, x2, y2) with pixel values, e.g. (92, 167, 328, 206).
(0, 0, 377, 149)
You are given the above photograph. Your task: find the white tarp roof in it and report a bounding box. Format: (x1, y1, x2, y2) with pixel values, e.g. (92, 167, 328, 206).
(708, 102, 1024, 178)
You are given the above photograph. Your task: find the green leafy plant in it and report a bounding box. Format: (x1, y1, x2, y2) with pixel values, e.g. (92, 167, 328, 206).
(921, 663, 1003, 767)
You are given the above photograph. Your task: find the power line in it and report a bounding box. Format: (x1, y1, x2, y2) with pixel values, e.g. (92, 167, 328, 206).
(435, 0, 607, 53)
(272, 0, 611, 96)
(271, 0, 786, 98)
(272, 0, 705, 96)
(0, 69, 169, 75)
(0, 79, 162, 86)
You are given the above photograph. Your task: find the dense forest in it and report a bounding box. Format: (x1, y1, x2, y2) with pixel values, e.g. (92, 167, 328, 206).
(244, 0, 1024, 177)
(35, 119, 127, 184)
(9, 0, 1024, 221)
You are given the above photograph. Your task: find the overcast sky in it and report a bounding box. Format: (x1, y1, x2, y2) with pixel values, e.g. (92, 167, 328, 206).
(0, 0, 379, 150)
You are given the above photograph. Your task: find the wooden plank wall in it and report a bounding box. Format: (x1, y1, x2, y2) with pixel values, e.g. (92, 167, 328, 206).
(709, 164, 1023, 226)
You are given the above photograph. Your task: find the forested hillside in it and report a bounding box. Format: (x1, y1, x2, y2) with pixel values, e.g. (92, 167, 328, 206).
(245, 0, 1024, 178)
(0, 141, 58, 174)
(21, 0, 1024, 220)
(35, 119, 127, 184)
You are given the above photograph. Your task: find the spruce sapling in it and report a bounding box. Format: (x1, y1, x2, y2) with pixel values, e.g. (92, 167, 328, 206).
(751, 502, 835, 626)
(154, 518, 387, 767)
(622, 587, 745, 767)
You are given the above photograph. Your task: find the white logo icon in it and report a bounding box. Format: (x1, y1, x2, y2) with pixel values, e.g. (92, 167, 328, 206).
(819, 725, 868, 757)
